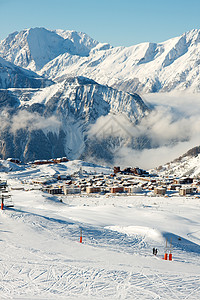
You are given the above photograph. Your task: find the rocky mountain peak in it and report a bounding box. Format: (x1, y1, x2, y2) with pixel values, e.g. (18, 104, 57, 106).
(0, 27, 100, 71)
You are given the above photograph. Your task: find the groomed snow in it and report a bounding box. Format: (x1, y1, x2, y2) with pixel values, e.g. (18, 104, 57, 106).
(0, 161, 200, 299)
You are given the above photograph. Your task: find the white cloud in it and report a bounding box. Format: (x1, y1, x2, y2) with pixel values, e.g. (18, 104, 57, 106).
(114, 140, 200, 170)
(88, 113, 137, 140)
(0, 110, 10, 130)
(88, 92, 200, 169)
(10, 111, 61, 134)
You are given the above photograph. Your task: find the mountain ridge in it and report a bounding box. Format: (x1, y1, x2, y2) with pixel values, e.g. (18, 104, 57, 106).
(39, 29, 200, 93)
(157, 145, 200, 177)
(0, 27, 101, 71)
(0, 76, 150, 162)
(1, 27, 200, 166)
(0, 56, 53, 89)
(2, 27, 200, 93)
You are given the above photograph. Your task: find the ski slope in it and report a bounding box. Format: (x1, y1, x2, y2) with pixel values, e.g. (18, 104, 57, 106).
(0, 162, 200, 299)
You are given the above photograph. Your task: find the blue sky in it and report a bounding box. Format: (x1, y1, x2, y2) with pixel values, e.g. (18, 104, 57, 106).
(0, 0, 200, 46)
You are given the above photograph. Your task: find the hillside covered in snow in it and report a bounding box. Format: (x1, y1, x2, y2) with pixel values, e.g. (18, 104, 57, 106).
(1, 27, 200, 93)
(39, 29, 200, 93)
(0, 56, 52, 89)
(0, 76, 149, 162)
(1, 27, 200, 166)
(0, 28, 102, 71)
(0, 159, 200, 299)
(1, 28, 200, 93)
(157, 145, 200, 177)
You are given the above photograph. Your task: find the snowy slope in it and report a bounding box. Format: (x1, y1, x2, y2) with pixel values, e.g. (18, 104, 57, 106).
(2, 27, 200, 93)
(157, 146, 200, 177)
(39, 29, 200, 93)
(18, 76, 149, 123)
(0, 56, 53, 88)
(0, 27, 101, 71)
(0, 76, 149, 162)
(4, 159, 112, 180)
(0, 162, 200, 299)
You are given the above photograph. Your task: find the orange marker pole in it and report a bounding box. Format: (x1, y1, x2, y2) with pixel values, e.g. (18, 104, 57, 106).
(1, 198, 3, 210)
(164, 253, 168, 260)
(169, 253, 172, 261)
(80, 228, 82, 243)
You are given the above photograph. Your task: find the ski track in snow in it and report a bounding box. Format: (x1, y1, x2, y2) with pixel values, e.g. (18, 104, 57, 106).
(0, 262, 199, 299)
(0, 206, 200, 299)
(0, 163, 200, 299)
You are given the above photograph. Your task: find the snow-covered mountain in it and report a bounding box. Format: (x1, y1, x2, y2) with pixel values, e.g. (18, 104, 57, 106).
(2, 27, 200, 164)
(0, 76, 149, 162)
(2, 27, 200, 93)
(0, 27, 103, 71)
(0, 56, 53, 88)
(38, 29, 200, 93)
(157, 146, 200, 177)
(0, 27, 150, 163)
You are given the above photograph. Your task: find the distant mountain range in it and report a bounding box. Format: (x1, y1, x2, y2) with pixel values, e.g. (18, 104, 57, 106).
(1, 27, 200, 163)
(1, 27, 200, 93)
